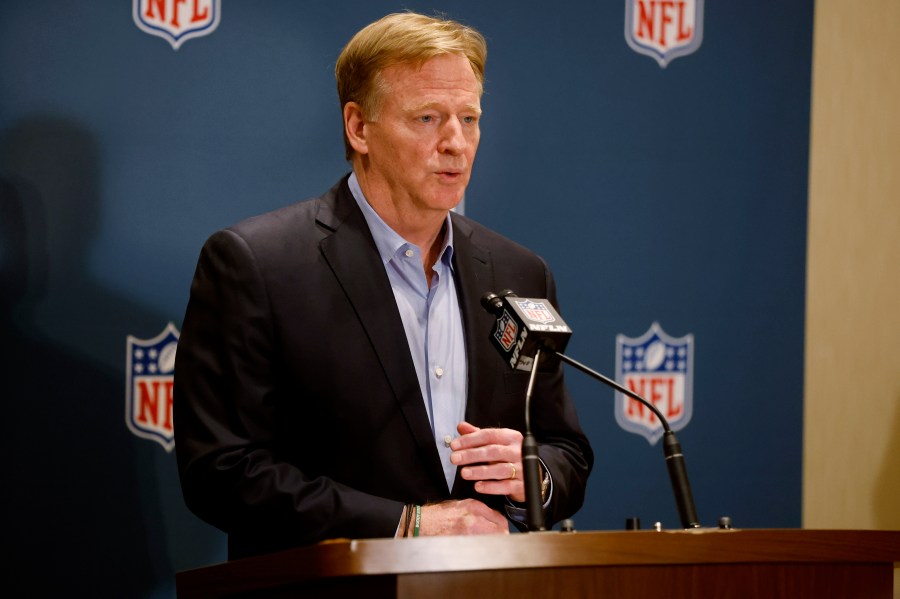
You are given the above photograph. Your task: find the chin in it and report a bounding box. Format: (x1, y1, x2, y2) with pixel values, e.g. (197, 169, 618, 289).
(420, 187, 463, 211)
(435, 194, 465, 212)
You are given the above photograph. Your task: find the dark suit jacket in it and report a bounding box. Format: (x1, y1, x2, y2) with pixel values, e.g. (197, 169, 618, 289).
(174, 176, 593, 559)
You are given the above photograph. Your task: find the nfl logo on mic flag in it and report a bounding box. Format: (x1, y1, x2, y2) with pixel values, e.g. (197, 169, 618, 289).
(133, 0, 221, 50)
(126, 323, 180, 451)
(494, 312, 518, 352)
(515, 299, 556, 323)
(615, 323, 694, 444)
(625, 0, 704, 67)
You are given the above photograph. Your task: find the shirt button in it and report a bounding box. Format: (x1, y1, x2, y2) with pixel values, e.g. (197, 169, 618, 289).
(434, 367, 444, 378)
(444, 435, 452, 447)
(404, 249, 414, 258)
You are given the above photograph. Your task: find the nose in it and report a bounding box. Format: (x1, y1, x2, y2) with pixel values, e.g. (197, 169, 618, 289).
(438, 117, 467, 155)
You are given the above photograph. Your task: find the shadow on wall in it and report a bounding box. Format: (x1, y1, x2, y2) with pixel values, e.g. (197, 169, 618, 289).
(872, 392, 900, 530)
(0, 116, 182, 596)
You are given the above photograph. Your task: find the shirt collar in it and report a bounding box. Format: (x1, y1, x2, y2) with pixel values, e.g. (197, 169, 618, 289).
(348, 171, 455, 269)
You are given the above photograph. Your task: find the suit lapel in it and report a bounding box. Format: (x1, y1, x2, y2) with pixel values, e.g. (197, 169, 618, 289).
(450, 215, 500, 428)
(316, 181, 445, 488)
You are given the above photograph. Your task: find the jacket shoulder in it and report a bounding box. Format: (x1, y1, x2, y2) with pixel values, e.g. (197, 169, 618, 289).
(227, 176, 349, 243)
(452, 212, 549, 271)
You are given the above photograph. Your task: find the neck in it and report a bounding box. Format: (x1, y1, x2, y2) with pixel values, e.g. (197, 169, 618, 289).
(353, 166, 450, 284)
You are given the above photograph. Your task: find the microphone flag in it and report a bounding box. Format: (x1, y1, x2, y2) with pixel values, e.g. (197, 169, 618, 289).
(486, 295, 572, 372)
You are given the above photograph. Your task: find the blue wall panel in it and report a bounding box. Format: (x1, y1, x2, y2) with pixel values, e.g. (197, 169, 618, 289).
(0, 1, 812, 595)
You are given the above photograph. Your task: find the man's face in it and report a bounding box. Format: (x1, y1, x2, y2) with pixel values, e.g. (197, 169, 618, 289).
(361, 53, 481, 216)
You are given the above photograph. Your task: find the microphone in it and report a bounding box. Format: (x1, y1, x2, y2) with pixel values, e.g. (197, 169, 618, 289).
(481, 290, 567, 531)
(482, 290, 701, 530)
(480, 290, 572, 371)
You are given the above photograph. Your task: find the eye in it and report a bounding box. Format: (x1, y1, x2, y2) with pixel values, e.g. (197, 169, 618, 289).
(419, 115, 434, 123)
(462, 115, 479, 124)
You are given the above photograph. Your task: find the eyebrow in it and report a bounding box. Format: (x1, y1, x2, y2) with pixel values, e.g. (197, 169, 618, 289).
(406, 102, 483, 115)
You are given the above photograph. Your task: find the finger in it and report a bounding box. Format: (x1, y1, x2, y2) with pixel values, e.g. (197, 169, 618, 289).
(456, 421, 480, 436)
(460, 462, 521, 482)
(451, 444, 520, 466)
(451, 426, 522, 451)
(483, 506, 511, 531)
(474, 479, 525, 502)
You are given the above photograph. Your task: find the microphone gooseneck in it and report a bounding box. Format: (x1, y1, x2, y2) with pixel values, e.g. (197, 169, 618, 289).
(522, 348, 547, 531)
(549, 351, 700, 529)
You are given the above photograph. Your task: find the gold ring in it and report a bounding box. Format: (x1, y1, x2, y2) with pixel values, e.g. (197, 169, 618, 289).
(509, 463, 517, 480)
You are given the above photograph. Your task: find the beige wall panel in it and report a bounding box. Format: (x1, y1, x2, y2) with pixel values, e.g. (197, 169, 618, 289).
(805, 0, 900, 529)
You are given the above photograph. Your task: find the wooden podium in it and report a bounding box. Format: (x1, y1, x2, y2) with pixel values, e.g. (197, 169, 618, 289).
(176, 529, 900, 598)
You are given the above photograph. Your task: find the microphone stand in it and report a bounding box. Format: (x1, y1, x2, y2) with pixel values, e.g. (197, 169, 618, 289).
(482, 289, 699, 530)
(522, 348, 547, 531)
(546, 346, 701, 529)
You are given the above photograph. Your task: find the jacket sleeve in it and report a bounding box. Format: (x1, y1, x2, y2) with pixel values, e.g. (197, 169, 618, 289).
(173, 229, 403, 555)
(532, 260, 594, 526)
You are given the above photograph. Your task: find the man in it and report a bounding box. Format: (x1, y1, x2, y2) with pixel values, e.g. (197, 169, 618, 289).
(174, 12, 593, 559)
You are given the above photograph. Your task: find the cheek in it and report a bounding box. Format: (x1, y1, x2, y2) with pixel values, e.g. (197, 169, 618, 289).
(468, 132, 481, 154)
(394, 137, 428, 158)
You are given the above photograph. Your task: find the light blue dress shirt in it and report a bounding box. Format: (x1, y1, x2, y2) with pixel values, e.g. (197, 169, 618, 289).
(348, 173, 467, 492)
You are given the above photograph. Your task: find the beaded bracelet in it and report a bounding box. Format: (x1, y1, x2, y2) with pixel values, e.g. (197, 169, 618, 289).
(413, 504, 421, 537)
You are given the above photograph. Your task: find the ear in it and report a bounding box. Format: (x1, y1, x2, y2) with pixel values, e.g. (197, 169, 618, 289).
(343, 102, 369, 155)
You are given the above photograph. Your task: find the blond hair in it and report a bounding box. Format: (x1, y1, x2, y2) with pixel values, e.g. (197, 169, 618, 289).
(335, 12, 487, 160)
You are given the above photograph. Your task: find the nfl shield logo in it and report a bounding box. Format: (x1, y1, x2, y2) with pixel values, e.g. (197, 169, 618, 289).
(494, 312, 518, 351)
(615, 322, 694, 444)
(133, 0, 221, 50)
(515, 299, 556, 324)
(625, 0, 704, 67)
(126, 323, 180, 451)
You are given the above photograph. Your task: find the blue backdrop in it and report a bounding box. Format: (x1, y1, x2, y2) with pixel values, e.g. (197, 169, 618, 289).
(0, 1, 812, 596)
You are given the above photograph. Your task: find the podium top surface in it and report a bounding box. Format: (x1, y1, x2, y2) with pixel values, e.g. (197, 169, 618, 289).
(177, 528, 900, 598)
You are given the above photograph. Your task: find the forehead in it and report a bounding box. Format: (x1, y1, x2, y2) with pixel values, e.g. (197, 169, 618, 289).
(381, 54, 482, 108)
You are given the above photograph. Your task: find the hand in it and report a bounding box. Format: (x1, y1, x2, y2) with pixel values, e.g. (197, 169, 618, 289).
(450, 421, 525, 502)
(418, 499, 509, 536)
